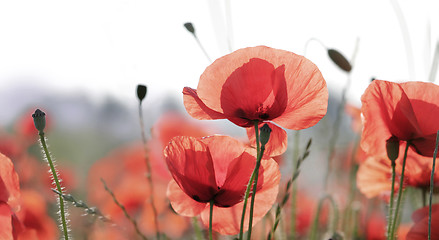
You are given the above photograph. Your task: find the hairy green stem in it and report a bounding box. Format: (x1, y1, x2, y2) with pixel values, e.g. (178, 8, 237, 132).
(39, 133, 69, 240)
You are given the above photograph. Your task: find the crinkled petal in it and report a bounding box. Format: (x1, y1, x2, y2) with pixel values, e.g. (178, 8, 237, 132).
(246, 122, 287, 157)
(360, 80, 421, 156)
(213, 151, 258, 207)
(357, 155, 393, 199)
(183, 87, 225, 120)
(167, 180, 207, 217)
(197, 46, 327, 130)
(164, 136, 218, 202)
(199, 135, 245, 187)
(219, 58, 287, 127)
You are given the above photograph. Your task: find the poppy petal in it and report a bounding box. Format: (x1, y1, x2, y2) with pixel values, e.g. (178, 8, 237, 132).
(197, 46, 327, 130)
(0, 153, 20, 212)
(183, 87, 225, 120)
(199, 135, 245, 187)
(400, 82, 439, 136)
(246, 122, 288, 157)
(357, 155, 393, 199)
(213, 151, 258, 207)
(200, 158, 280, 235)
(167, 180, 207, 217)
(219, 58, 287, 127)
(360, 80, 421, 156)
(164, 136, 218, 202)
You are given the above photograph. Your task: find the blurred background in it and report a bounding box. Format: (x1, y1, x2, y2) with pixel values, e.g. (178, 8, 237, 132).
(1, 0, 438, 187)
(0, 1, 438, 237)
(1, 0, 438, 191)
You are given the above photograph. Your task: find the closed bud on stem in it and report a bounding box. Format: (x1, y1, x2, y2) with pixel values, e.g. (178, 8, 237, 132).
(328, 48, 352, 73)
(184, 22, 195, 35)
(136, 84, 147, 102)
(386, 136, 400, 163)
(259, 123, 272, 148)
(32, 109, 46, 134)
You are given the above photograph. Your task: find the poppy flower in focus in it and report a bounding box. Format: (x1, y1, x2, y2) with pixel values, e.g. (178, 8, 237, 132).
(165, 135, 280, 235)
(406, 204, 439, 239)
(357, 143, 439, 200)
(361, 80, 439, 157)
(183, 46, 328, 156)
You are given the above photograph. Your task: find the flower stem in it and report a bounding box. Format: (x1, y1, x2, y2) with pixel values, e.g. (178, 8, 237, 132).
(138, 103, 160, 240)
(428, 131, 439, 240)
(389, 141, 410, 239)
(238, 121, 264, 240)
(39, 132, 70, 240)
(386, 159, 396, 239)
(209, 199, 214, 240)
(101, 179, 148, 240)
(309, 194, 339, 240)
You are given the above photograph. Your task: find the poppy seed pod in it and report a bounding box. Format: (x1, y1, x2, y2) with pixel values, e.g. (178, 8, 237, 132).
(386, 136, 400, 162)
(328, 49, 352, 72)
(183, 22, 195, 35)
(136, 84, 147, 102)
(32, 109, 46, 134)
(260, 123, 272, 148)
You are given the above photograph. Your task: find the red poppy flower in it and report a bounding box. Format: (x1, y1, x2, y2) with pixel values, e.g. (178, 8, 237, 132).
(165, 135, 280, 235)
(361, 80, 439, 157)
(406, 204, 439, 239)
(357, 143, 439, 199)
(183, 46, 328, 156)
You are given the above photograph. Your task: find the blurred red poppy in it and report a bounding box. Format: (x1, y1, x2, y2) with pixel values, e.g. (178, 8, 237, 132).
(88, 142, 190, 238)
(357, 143, 439, 199)
(184, 46, 327, 156)
(406, 204, 439, 239)
(361, 80, 439, 157)
(0, 153, 20, 240)
(165, 135, 280, 235)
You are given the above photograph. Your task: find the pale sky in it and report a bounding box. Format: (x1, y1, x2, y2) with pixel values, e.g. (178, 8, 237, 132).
(0, 0, 438, 119)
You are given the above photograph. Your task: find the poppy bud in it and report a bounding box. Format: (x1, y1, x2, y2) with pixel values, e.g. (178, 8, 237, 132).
(259, 123, 272, 148)
(386, 136, 400, 162)
(328, 49, 352, 73)
(136, 84, 147, 102)
(184, 22, 195, 35)
(32, 109, 46, 134)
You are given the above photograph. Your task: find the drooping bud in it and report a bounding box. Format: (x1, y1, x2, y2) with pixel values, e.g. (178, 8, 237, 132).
(183, 22, 195, 35)
(136, 84, 147, 102)
(32, 109, 46, 134)
(259, 123, 272, 148)
(386, 136, 400, 162)
(328, 48, 352, 73)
